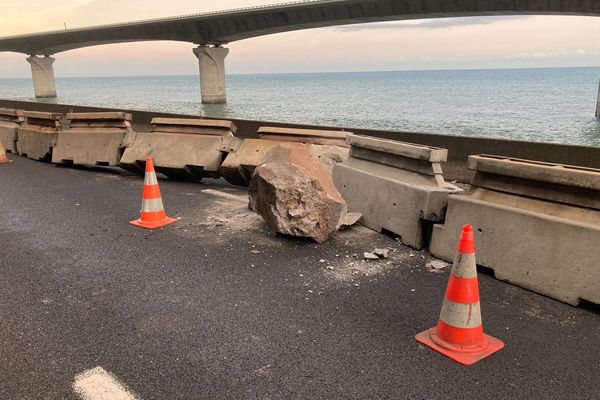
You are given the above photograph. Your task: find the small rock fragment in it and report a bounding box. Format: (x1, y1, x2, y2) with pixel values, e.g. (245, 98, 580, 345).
(425, 259, 451, 273)
(373, 248, 390, 259)
(363, 252, 379, 260)
(338, 212, 362, 230)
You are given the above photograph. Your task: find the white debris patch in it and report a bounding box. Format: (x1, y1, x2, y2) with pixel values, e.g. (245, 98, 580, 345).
(175, 191, 265, 240)
(327, 259, 396, 283)
(373, 248, 390, 259)
(201, 188, 247, 203)
(364, 248, 390, 260)
(73, 367, 140, 400)
(425, 259, 451, 273)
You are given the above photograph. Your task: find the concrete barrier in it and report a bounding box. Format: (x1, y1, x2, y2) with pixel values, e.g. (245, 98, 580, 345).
(430, 155, 600, 306)
(258, 126, 350, 147)
(16, 111, 62, 161)
(119, 117, 238, 180)
(52, 112, 135, 166)
(220, 127, 352, 186)
(333, 134, 462, 249)
(218, 138, 269, 186)
(2, 99, 599, 183)
(0, 108, 25, 153)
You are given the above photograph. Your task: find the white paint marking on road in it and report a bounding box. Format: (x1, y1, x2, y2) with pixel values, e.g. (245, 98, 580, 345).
(201, 188, 247, 203)
(73, 366, 140, 400)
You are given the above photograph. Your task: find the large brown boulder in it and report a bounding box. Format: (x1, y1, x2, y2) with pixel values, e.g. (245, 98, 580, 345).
(248, 143, 350, 243)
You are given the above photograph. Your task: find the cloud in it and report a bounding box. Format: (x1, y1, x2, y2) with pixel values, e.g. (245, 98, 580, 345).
(333, 16, 531, 31)
(503, 47, 600, 60)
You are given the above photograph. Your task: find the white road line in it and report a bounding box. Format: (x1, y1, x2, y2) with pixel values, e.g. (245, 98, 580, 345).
(201, 188, 247, 203)
(73, 367, 140, 400)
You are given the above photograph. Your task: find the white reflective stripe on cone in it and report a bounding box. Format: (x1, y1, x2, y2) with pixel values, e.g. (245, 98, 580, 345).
(141, 198, 165, 213)
(144, 171, 159, 186)
(451, 253, 477, 279)
(439, 299, 482, 329)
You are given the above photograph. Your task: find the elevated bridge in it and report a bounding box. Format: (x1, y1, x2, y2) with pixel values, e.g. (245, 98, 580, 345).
(1, 0, 598, 102)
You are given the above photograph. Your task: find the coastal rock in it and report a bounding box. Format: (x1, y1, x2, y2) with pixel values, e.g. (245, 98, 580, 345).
(248, 143, 349, 243)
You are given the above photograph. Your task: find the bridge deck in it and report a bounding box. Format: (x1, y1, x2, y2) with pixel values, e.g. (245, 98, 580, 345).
(1, 155, 599, 399)
(0, 0, 599, 54)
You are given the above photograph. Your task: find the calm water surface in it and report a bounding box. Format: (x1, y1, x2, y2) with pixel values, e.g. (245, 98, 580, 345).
(1, 67, 599, 146)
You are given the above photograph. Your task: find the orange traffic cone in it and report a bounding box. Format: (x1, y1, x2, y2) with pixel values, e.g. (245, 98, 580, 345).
(129, 157, 177, 229)
(416, 225, 504, 365)
(0, 139, 12, 164)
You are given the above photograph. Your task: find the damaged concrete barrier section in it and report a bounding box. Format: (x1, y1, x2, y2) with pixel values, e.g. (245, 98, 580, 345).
(248, 143, 357, 243)
(333, 134, 462, 249)
(120, 117, 238, 180)
(0, 108, 25, 153)
(16, 111, 63, 161)
(430, 155, 600, 306)
(52, 112, 135, 167)
(220, 126, 351, 186)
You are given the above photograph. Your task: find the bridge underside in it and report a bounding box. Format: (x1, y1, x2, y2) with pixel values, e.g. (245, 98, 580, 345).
(1, 0, 600, 55)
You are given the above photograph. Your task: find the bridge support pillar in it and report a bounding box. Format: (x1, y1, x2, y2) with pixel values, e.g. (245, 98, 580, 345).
(596, 79, 600, 118)
(193, 46, 228, 104)
(26, 55, 57, 98)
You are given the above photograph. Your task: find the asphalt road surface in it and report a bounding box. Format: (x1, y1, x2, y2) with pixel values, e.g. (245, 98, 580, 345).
(1, 156, 599, 399)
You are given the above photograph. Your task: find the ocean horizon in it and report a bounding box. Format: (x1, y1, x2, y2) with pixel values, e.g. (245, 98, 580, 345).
(1, 66, 599, 146)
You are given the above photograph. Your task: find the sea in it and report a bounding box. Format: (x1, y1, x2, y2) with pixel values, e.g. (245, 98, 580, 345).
(1, 66, 599, 146)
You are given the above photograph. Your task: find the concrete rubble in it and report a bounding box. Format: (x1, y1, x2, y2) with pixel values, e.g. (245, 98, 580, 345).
(339, 212, 362, 230)
(425, 259, 450, 273)
(373, 248, 390, 258)
(364, 248, 390, 260)
(248, 143, 352, 243)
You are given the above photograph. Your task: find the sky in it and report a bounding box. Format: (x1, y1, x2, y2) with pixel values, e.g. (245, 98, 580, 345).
(0, 0, 599, 78)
